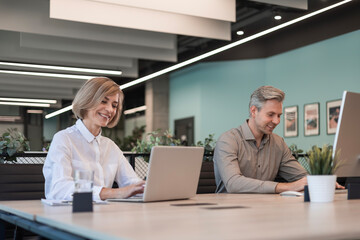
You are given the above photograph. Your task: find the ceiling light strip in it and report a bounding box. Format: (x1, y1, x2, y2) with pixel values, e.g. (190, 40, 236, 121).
(0, 61, 122, 75)
(0, 101, 50, 107)
(120, 0, 352, 90)
(0, 116, 22, 122)
(27, 110, 44, 114)
(0, 70, 95, 80)
(45, 105, 73, 119)
(124, 105, 147, 115)
(0, 97, 57, 104)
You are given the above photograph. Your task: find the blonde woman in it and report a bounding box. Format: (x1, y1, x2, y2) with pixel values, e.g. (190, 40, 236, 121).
(43, 77, 144, 200)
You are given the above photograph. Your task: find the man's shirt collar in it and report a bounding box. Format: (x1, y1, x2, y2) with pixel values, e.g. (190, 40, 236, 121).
(240, 121, 256, 140)
(240, 120, 270, 145)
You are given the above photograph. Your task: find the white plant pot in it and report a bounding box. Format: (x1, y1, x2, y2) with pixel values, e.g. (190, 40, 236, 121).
(307, 175, 337, 203)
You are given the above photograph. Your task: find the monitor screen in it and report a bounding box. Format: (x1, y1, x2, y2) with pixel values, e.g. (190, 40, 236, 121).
(333, 91, 360, 178)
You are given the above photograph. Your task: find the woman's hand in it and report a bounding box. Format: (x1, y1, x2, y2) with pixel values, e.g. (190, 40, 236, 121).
(100, 180, 145, 200)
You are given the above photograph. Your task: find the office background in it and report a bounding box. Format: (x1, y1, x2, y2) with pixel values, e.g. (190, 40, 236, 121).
(0, 1, 359, 152)
(170, 30, 360, 151)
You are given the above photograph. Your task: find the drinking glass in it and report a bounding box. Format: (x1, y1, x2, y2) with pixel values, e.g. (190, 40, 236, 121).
(74, 170, 94, 193)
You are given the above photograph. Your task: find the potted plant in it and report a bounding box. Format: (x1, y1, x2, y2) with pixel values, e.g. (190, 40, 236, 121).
(0, 128, 30, 163)
(131, 129, 180, 179)
(306, 145, 339, 203)
(132, 129, 181, 162)
(289, 144, 310, 173)
(196, 134, 217, 194)
(196, 134, 216, 162)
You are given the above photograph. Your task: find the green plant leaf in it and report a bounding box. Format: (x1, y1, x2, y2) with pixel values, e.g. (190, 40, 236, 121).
(306, 144, 336, 175)
(0, 128, 30, 162)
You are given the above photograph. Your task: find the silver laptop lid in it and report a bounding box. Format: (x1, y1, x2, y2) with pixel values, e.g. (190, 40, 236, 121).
(143, 146, 204, 202)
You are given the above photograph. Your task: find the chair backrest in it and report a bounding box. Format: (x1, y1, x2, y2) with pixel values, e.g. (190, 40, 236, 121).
(0, 164, 45, 200)
(197, 161, 216, 194)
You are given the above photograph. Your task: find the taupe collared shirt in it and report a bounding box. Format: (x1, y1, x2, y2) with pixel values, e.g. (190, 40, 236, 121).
(214, 121, 307, 193)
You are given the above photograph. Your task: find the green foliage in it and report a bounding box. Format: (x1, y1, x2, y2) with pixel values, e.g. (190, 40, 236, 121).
(196, 134, 216, 161)
(289, 144, 303, 160)
(116, 125, 146, 151)
(289, 144, 310, 173)
(0, 128, 30, 162)
(132, 129, 181, 162)
(306, 145, 339, 175)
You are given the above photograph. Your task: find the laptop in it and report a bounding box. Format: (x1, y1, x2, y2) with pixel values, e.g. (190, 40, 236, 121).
(108, 146, 204, 202)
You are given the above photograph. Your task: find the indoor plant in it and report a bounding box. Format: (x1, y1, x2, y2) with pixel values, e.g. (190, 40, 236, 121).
(131, 129, 181, 179)
(196, 134, 216, 162)
(289, 144, 310, 173)
(132, 129, 181, 162)
(306, 145, 339, 203)
(0, 128, 30, 163)
(196, 134, 217, 193)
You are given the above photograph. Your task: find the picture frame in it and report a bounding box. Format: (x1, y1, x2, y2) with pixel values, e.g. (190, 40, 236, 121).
(326, 99, 342, 135)
(304, 102, 320, 136)
(284, 105, 298, 137)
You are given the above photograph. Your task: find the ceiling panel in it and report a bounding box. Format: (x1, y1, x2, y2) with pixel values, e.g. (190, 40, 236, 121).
(0, 75, 85, 89)
(19, 33, 177, 62)
(0, 0, 176, 49)
(50, 0, 232, 40)
(90, 0, 236, 21)
(0, 73, 87, 100)
(0, 31, 138, 77)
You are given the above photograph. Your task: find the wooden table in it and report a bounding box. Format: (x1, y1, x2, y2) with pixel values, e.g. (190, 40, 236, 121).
(1, 193, 360, 240)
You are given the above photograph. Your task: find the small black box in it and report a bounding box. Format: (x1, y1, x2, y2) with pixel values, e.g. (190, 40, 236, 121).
(348, 183, 360, 200)
(72, 192, 93, 212)
(304, 185, 310, 202)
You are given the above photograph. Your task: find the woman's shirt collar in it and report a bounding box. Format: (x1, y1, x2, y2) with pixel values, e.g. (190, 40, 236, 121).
(76, 119, 102, 143)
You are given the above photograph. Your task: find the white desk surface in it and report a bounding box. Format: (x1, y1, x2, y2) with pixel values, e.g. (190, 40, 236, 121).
(1, 193, 360, 240)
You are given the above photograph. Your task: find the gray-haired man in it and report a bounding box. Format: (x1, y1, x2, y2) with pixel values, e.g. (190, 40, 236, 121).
(214, 86, 307, 194)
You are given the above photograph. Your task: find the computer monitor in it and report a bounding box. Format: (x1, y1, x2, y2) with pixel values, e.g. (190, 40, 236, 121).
(333, 91, 360, 185)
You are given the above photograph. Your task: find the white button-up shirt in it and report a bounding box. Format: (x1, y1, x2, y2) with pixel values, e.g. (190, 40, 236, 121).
(43, 119, 141, 200)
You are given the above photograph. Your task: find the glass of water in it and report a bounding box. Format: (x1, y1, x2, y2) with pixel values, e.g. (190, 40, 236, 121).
(74, 170, 94, 193)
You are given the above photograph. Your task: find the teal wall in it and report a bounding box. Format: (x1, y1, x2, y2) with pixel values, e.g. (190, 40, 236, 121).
(169, 60, 265, 143)
(169, 30, 360, 151)
(266, 30, 360, 150)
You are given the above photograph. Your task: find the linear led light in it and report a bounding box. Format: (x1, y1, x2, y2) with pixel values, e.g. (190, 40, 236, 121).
(0, 116, 22, 122)
(45, 102, 147, 119)
(0, 97, 57, 104)
(0, 70, 95, 80)
(0, 61, 122, 75)
(0, 101, 50, 107)
(124, 105, 147, 115)
(120, 0, 352, 90)
(27, 110, 44, 114)
(45, 105, 73, 119)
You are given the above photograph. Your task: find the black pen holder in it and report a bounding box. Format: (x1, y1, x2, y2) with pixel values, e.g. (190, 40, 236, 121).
(73, 192, 93, 213)
(304, 185, 310, 202)
(348, 183, 360, 200)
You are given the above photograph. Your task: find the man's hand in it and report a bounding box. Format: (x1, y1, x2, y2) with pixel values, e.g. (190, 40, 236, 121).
(336, 182, 345, 189)
(275, 177, 345, 193)
(275, 177, 307, 193)
(100, 181, 145, 200)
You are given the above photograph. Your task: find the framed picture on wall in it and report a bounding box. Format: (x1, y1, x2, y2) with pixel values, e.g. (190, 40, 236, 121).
(304, 103, 320, 136)
(326, 99, 342, 135)
(284, 105, 298, 137)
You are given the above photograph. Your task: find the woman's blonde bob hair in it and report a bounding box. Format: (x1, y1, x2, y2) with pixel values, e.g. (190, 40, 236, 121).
(72, 77, 124, 128)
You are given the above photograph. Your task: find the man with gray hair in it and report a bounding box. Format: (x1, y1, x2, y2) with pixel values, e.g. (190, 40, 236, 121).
(214, 86, 307, 194)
